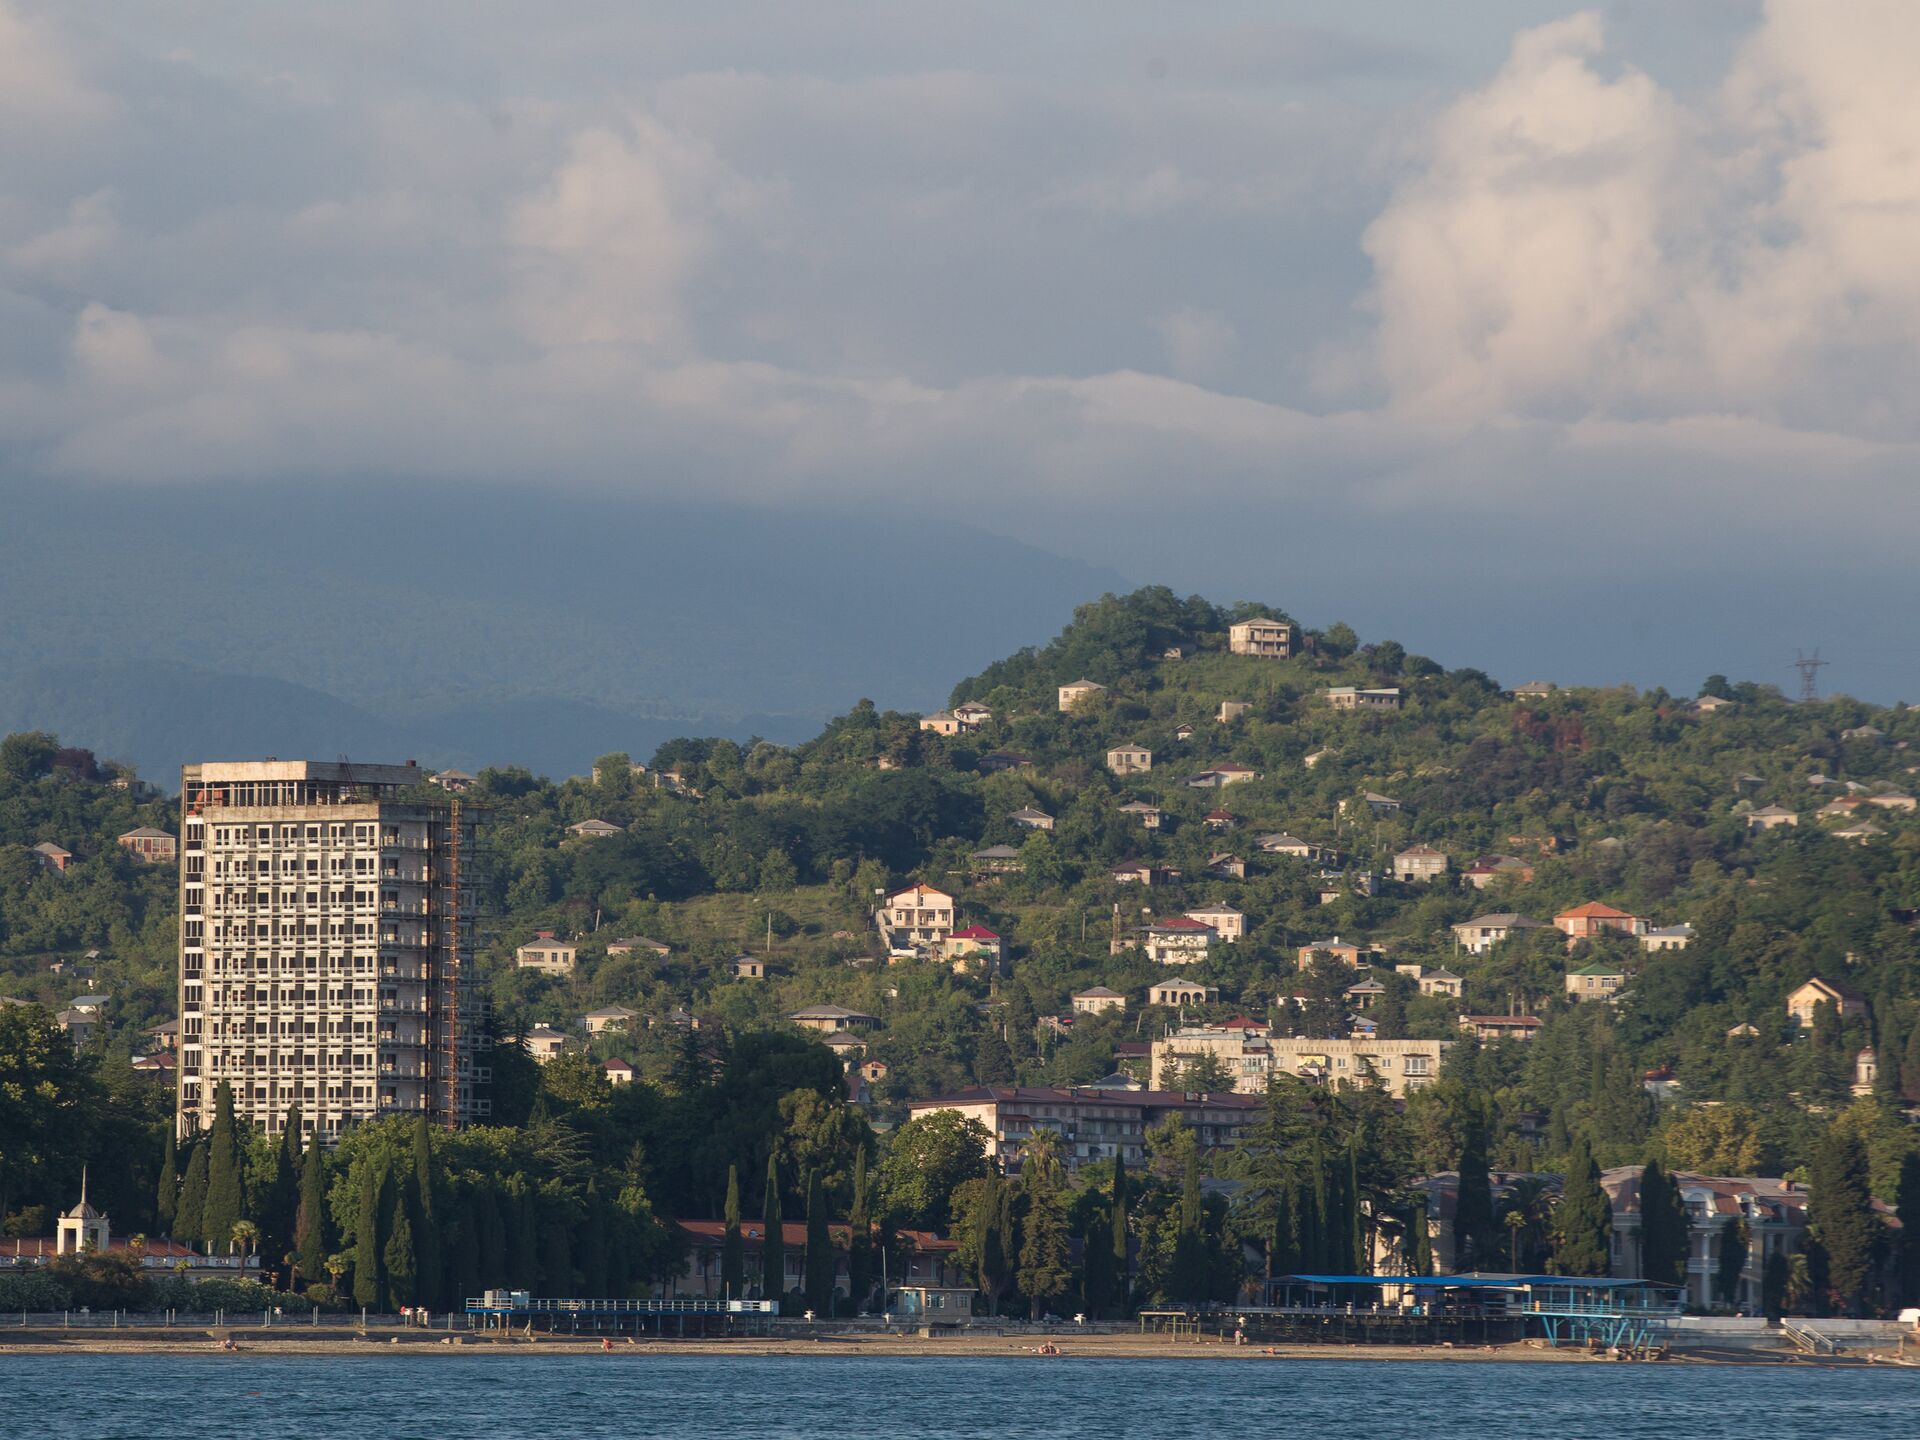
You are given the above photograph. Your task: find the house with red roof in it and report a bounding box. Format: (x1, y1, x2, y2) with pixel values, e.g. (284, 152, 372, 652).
(1142, 914, 1216, 965)
(1553, 901, 1646, 944)
(941, 924, 1004, 972)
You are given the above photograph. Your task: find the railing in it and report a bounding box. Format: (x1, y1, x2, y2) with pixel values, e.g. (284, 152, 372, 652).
(1781, 1319, 1839, 1355)
(464, 1297, 776, 1315)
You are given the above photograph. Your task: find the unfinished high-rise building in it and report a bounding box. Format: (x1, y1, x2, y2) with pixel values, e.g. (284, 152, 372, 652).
(176, 760, 486, 1143)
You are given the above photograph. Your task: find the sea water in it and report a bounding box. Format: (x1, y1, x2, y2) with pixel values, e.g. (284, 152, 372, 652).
(7, 1354, 1915, 1438)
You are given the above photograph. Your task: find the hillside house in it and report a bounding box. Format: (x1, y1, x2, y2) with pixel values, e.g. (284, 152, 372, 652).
(878, 883, 955, 949)
(1202, 808, 1237, 832)
(1255, 832, 1321, 860)
(1107, 744, 1153, 775)
(1451, 913, 1549, 955)
(1640, 924, 1693, 952)
(1867, 790, 1917, 812)
(1510, 680, 1556, 698)
(1326, 687, 1402, 711)
(972, 844, 1024, 873)
(1110, 859, 1173, 885)
(1149, 980, 1219, 1007)
(566, 818, 623, 838)
(1785, 977, 1868, 1028)
(1841, 724, 1884, 742)
(1172, 723, 1196, 741)
(584, 1004, 640, 1035)
(1392, 844, 1448, 883)
(1208, 852, 1247, 879)
(116, 828, 177, 864)
(522, 1024, 570, 1062)
(1833, 822, 1885, 843)
(603, 1059, 634, 1086)
(1186, 763, 1256, 788)
(429, 768, 475, 792)
(953, 702, 993, 727)
(32, 842, 72, 874)
(1117, 799, 1162, 829)
(1183, 903, 1245, 943)
(977, 751, 1032, 774)
(1346, 979, 1386, 1009)
(1295, 936, 1374, 970)
(1228, 618, 1294, 658)
(919, 711, 963, 735)
(730, 955, 767, 980)
(1216, 701, 1252, 723)
(1349, 791, 1402, 815)
(821, 1030, 867, 1059)
(1554, 902, 1646, 943)
(788, 1004, 881, 1035)
(1745, 805, 1798, 831)
(515, 932, 579, 973)
(1058, 679, 1107, 712)
(1462, 854, 1534, 889)
(1566, 963, 1627, 1003)
(1009, 807, 1054, 831)
(607, 935, 672, 958)
(1816, 796, 1864, 820)
(942, 925, 1004, 970)
(1458, 1014, 1542, 1043)
(1142, 915, 1215, 964)
(1071, 987, 1127, 1016)
(1416, 968, 1464, 999)
(1689, 695, 1735, 714)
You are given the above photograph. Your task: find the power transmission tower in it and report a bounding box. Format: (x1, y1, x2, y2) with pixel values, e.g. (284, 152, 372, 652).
(1792, 649, 1828, 703)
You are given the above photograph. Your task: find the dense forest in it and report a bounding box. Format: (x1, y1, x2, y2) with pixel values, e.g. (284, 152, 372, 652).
(3, 588, 1919, 1317)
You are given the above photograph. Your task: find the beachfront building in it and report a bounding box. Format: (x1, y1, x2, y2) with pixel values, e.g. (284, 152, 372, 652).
(1600, 1168, 1809, 1313)
(905, 1086, 1259, 1173)
(175, 759, 483, 1143)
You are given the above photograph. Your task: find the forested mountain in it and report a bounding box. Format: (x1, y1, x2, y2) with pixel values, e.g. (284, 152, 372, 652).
(4, 588, 1918, 1319)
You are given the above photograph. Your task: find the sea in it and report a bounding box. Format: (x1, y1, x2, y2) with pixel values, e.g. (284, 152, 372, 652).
(7, 1354, 1915, 1438)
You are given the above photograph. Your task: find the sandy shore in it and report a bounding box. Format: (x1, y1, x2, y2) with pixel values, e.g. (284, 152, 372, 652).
(0, 1329, 1817, 1364)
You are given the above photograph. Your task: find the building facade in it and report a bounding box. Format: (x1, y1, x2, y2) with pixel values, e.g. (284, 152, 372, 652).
(1228, 618, 1294, 659)
(176, 760, 483, 1143)
(906, 1085, 1259, 1171)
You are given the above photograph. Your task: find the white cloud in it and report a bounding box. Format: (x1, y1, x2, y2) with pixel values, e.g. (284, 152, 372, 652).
(1361, 3, 1920, 440)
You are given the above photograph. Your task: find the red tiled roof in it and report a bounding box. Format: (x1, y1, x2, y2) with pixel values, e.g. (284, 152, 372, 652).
(949, 925, 1000, 941)
(1556, 901, 1634, 920)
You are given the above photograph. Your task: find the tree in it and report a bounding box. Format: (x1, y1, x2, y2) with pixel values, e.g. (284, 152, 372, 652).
(761, 1153, 785, 1306)
(1110, 1153, 1131, 1316)
(1407, 1198, 1433, 1277)
(201, 1082, 246, 1256)
(1552, 1136, 1611, 1277)
(295, 1137, 330, 1293)
(1451, 1117, 1495, 1272)
(1806, 1126, 1881, 1317)
(1660, 1104, 1766, 1176)
(353, 1161, 385, 1311)
(720, 1164, 745, 1301)
(803, 1168, 833, 1315)
(847, 1148, 873, 1314)
(1761, 1250, 1789, 1321)
(0, 730, 58, 782)
(1017, 1134, 1072, 1319)
(259, 1107, 301, 1287)
(384, 1178, 418, 1309)
(410, 1117, 442, 1310)
(175, 1142, 209, 1249)
(876, 1112, 991, 1231)
(1167, 1143, 1207, 1303)
(1715, 1217, 1749, 1310)
(1638, 1159, 1688, 1288)
(155, 1129, 178, 1236)
(1893, 1153, 1920, 1309)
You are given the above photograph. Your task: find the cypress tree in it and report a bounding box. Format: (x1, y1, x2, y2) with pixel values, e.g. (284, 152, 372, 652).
(506, 1177, 540, 1290)
(803, 1168, 833, 1315)
(384, 1176, 418, 1309)
(155, 1128, 178, 1235)
(353, 1161, 385, 1310)
(1018, 1140, 1073, 1319)
(1901, 1020, 1920, 1106)
(410, 1116, 441, 1310)
(577, 1183, 608, 1300)
(1347, 1137, 1367, 1274)
(1302, 1145, 1328, 1272)
(445, 1184, 480, 1308)
(1408, 1198, 1433, 1277)
(472, 1183, 505, 1290)
(1169, 1143, 1206, 1302)
(1452, 1119, 1495, 1272)
(1761, 1250, 1788, 1321)
(176, 1140, 209, 1249)
(1806, 1126, 1881, 1317)
(1267, 1178, 1296, 1280)
(1110, 1153, 1130, 1316)
(1896, 1153, 1920, 1309)
(1552, 1136, 1611, 1277)
(295, 1135, 330, 1291)
(1639, 1159, 1688, 1287)
(721, 1164, 745, 1300)
(201, 1081, 246, 1255)
(761, 1154, 786, 1307)
(847, 1148, 872, 1313)
(1714, 1217, 1749, 1310)
(259, 1106, 300, 1284)
(973, 1175, 1006, 1313)
(539, 1199, 573, 1295)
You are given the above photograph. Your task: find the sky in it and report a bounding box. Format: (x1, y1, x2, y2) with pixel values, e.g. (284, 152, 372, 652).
(4, 1, 1917, 702)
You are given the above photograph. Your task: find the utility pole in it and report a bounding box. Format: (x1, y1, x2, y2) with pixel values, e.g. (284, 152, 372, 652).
(1792, 648, 1829, 703)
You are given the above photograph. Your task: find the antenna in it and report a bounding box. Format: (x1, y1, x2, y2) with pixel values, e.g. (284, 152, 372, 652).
(1792, 649, 1829, 703)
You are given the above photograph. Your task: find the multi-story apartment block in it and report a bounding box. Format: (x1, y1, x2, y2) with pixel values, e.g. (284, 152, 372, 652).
(906, 1085, 1259, 1172)
(1228, 618, 1293, 659)
(1150, 1024, 1449, 1098)
(176, 760, 484, 1144)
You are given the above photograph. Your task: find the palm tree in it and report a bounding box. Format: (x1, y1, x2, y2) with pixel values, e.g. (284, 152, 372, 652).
(324, 1252, 351, 1299)
(230, 1219, 259, 1266)
(1505, 1211, 1527, 1272)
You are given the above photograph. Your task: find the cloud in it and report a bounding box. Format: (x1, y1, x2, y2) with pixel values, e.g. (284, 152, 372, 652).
(0, 1, 112, 129)
(1361, 3, 1920, 440)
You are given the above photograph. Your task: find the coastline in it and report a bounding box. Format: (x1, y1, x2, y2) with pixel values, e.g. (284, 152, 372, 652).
(0, 1330, 1842, 1365)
